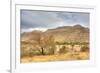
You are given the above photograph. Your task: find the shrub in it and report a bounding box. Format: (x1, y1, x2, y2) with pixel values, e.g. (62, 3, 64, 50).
(81, 46, 89, 52)
(44, 47, 55, 55)
(59, 46, 68, 54)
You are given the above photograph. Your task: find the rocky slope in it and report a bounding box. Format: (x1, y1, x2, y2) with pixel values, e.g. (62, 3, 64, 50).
(21, 24, 89, 43)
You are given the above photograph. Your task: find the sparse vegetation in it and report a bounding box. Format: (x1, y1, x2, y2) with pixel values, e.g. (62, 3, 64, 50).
(21, 25, 89, 63)
(59, 46, 66, 54)
(21, 40, 89, 63)
(81, 46, 89, 52)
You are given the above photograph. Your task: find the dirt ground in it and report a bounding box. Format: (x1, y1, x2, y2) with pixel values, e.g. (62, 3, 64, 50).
(21, 52, 89, 63)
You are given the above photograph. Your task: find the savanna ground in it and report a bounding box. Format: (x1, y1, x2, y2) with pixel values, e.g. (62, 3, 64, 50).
(21, 35, 89, 63)
(21, 52, 89, 63)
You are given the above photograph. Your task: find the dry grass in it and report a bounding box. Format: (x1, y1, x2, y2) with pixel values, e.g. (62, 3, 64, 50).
(21, 52, 89, 63)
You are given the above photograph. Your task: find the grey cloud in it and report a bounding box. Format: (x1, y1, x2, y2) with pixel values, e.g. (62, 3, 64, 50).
(21, 10, 89, 31)
(21, 10, 63, 29)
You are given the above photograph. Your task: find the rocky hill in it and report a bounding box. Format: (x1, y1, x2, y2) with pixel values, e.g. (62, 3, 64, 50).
(21, 24, 89, 43)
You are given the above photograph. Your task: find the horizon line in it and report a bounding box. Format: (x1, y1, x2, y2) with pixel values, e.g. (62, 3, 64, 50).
(21, 24, 89, 33)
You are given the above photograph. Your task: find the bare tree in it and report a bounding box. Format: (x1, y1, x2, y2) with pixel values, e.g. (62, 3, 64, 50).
(36, 34, 55, 55)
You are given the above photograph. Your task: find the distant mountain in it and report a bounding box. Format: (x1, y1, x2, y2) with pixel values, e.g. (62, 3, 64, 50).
(21, 24, 89, 43)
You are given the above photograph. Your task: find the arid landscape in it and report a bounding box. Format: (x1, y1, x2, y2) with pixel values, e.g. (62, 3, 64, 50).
(20, 25, 89, 63)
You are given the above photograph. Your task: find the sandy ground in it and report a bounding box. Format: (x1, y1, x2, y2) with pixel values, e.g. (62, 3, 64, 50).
(21, 52, 89, 63)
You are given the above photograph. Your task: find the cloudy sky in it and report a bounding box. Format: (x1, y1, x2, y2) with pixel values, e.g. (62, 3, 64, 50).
(21, 10, 89, 32)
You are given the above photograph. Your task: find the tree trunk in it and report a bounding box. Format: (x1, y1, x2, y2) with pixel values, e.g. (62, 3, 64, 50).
(41, 47, 45, 55)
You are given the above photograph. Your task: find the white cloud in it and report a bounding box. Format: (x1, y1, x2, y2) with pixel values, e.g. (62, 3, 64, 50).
(21, 21, 89, 33)
(21, 28, 48, 33)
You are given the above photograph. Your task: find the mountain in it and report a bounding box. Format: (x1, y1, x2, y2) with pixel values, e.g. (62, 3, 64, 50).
(21, 24, 89, 43)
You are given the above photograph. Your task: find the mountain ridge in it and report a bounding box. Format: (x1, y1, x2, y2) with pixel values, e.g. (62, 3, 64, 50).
(21, 24, 89, 43)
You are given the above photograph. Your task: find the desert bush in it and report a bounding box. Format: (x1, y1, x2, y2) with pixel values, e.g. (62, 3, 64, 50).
(28, 48, 42, 57)
(21, 47, 43, 57)
(81, 46, 89, 52)
(21, 50, 28, 58)
(44, 47, 55, 55)
(21, 46, 29, 57)
(59, 46, 68, 54)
